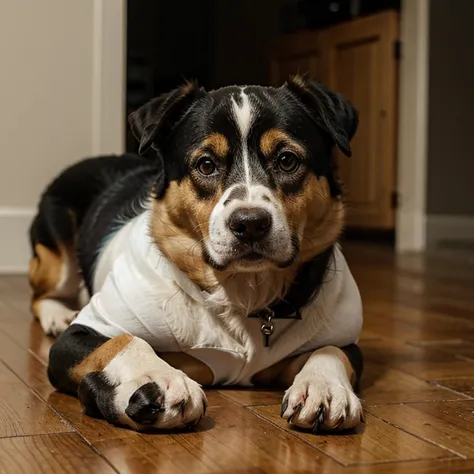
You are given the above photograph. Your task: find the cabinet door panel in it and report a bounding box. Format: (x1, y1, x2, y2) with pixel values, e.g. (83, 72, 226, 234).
(321, 11, 399, 229)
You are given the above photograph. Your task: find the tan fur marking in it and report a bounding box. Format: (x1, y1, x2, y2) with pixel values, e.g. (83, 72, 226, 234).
(29, 244, 65, 319)
(29, 242, 85, 320)
(159, 352, 214, 386)
(180, 80, 198, 96)
(277, 174, 344, 263)
(28, 244, 63, 299)
(260, 129, 306, 157)
(151, 181, 221, 290)
(69, 334, 134, 384)
(200, 133, 229, 159)
(289, 74, 307, 88)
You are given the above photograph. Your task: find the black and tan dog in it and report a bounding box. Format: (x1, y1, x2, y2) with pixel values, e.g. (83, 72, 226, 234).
(29, 76, 364, 432)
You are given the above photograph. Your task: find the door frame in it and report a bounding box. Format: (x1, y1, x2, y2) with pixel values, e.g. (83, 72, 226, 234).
(395, 0, 430, 252)
(92, 0, 127, 155)
(92, 0, 430, 251)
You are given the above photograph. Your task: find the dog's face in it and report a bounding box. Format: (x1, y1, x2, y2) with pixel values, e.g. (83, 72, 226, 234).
(130, 77, 357, 275)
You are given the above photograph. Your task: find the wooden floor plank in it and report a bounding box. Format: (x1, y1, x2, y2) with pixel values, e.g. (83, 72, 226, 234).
(0, 320, 53, 364)
(250, 406, 456, 466)
(0, 331, 50, 388)
(432, 378, 474, 398)
(0, 433, 116, 474)
(408, 339, 474, 361)
(361, 337, 474, 381)
(0, 382, 71, 438)
(217, 388, 283, 406)
(0, 360, 24, 385)
(342, 459, 474, 474)
(360, 362, 470, 405)
(368, 401, 474, 459)
(1, 244, 474, 473)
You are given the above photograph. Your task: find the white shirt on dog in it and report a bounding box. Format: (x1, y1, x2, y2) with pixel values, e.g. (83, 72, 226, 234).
(72, 211, 363, 386)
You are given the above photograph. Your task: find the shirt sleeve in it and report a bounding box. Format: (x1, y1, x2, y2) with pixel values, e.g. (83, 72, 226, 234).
(72, 251, 180, 352)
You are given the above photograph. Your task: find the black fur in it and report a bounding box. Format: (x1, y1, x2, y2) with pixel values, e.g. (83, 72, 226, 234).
(78, 372, 118, 422)
(47, 324, 110, 394)
(125, 382, 164, 425)
(30, 154, 158, 292)
(30, 155, 147, 248)
(77, 162, 157, 291)
(250, 245, 334, 321)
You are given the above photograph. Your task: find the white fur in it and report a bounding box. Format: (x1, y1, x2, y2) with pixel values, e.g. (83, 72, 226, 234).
(231, 89, 253, 189)
(207, 270, 290, 317)
(37, 299, 77, 336)
(207, 183, 294, 271)
(36, 251, 87, 336)
(282, 347, 363, 431)
(104, 337, 206, 430)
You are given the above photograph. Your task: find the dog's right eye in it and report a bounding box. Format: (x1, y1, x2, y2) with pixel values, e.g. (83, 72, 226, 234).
(196, 156, 217, 176)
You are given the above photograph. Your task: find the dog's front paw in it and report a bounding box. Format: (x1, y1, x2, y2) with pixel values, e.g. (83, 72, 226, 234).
(77, 337, 207, 431)
(281, 376, 363, 432)
(113, 369, 207, 430)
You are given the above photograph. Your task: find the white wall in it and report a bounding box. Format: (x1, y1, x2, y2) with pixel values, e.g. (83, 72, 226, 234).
(0, 0, 125, 272)
(426, 0, 474, 248)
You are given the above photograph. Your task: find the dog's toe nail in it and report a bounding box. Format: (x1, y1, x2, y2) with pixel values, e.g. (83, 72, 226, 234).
(287, 403, 302, 424)
(281, 398, 289, 418)
(335, 416, 345, 429)
(312, 404, 325, 432)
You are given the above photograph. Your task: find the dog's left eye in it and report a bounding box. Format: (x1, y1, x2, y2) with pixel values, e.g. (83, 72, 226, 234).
(196, 157, 217, 176)
(277, 152, 300, 173)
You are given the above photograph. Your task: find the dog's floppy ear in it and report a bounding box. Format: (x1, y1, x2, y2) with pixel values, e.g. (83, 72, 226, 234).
(128, 81, 206, 155)
(285, 75, 358, 157)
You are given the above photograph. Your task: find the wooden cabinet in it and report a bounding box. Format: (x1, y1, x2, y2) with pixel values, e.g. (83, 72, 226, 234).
(271, 11, 399, 230)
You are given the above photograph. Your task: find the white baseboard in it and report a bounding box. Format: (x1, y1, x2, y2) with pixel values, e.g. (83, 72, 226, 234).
(396, 210, 427, 252)
(0, 208, 35, 273)
(426, 214, 474, 248)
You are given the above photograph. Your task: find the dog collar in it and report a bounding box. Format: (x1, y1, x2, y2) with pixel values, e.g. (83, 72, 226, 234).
(248, 246, 334, 347)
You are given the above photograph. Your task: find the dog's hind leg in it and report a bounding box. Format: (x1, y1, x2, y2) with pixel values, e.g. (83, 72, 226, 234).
(29, 199, 89, 336)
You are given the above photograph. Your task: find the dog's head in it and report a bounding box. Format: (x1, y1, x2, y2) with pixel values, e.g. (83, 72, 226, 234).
(129, 76, 357, 280)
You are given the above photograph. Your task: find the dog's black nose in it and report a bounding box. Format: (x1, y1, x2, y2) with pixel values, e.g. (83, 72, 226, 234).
(228, 208, 272, 242)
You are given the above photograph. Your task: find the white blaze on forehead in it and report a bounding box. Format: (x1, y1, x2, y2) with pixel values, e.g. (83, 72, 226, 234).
(231, 88, 253, 191)
(232, 89, 252, 137)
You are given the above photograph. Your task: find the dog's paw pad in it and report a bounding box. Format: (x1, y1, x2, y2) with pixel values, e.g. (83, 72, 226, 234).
(125, 382, 165, 425)
(116, 370, 207, 430)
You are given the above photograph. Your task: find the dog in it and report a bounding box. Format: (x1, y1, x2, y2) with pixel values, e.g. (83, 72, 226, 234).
(29, 76, 364, 432)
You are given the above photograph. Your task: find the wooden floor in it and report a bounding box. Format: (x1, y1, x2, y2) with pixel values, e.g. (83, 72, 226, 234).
(1, 244, 474, 473)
